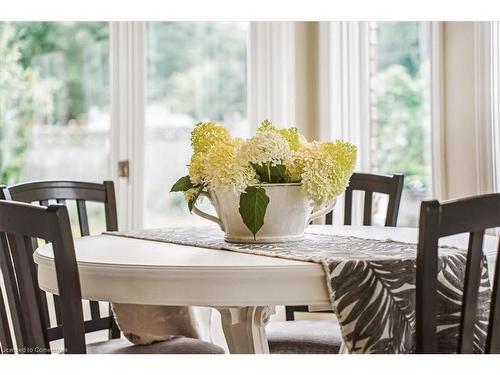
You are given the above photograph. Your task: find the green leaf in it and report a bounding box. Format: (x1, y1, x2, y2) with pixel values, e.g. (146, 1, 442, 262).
(251, 163, 287, 183)
(269, 164, 286, 183)
(187, 185, 204, 213)
(251, 163, 267, 182)
(170, 175, 193, 192)
(239, 186, 270, 239)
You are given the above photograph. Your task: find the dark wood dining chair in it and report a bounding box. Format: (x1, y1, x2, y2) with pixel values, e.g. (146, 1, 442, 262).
(416, 194, 500, 353)
(0, 200, 225, 354)
(0, 180, 121, 341)
(325, 172, 405, 226)
(268, 172, 405, 354)
(0, 287, 13, 354)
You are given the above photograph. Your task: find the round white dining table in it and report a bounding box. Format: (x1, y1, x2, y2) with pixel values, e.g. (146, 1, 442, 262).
(33, 225, 499, 354)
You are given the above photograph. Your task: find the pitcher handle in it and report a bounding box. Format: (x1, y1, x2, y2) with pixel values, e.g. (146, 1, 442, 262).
(309, 198, 337, 222)
(192, 191, 225, 231)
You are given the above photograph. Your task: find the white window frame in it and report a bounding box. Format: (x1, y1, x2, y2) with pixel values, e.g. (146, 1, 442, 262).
(474, 21, 495, 195)
(109, 22, 146, 230)
(318, 21, 370, 225)
(248, 22, 296, 132)
(430, 22, 446, 200)
(485, 21, 500, 238)
(109, 22, 288, 229)
(319, 21, 444, 225)
(492, 22, 500, 194)
(318, 22, 370, 166)
(478, 21, 500, 195)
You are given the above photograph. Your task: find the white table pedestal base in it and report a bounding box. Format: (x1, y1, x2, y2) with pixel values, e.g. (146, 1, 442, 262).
(216, 306, 274, 354)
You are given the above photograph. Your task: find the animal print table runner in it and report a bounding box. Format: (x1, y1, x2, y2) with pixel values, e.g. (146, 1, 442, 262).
(105, 227, 491, 354)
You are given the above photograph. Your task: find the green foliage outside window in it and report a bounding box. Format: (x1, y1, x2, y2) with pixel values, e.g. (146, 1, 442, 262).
(10, 21, 109, 123)
(147, 22, 247, 122)
(0, 24, 35, 184)
(0, 22, 108, 185)
(371, 22, 431, 197)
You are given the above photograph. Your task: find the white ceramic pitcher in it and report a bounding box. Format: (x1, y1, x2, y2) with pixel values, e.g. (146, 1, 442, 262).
(192, 183, 336, 243)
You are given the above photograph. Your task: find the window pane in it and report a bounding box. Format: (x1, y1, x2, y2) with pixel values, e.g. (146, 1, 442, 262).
(0, 21, 110, 233)
(144, 22, 248, 228)
(368, 22, 432, 226)
(0, 22, 110, 183)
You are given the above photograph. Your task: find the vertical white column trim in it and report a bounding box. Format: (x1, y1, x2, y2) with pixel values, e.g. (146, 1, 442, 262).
(248, 22, 295, 130)
(492, 22, 500, 193)
(474, 22, 494, 195)
(318, 22, 333, 141)
(109, 22, 122, 226)
(110, 22, 145, 230)
(475, 22, 498, 237)
(319, 22, 369, 168)
(358, 23, 371, 173)
(430, 22, 447, 200)
(131, 22, 146, 230)
(318, 21, 369, 224)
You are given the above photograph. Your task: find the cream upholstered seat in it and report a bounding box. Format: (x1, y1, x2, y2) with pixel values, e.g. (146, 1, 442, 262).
(86, 337, 225, 354)
(266, 320, 342, 354)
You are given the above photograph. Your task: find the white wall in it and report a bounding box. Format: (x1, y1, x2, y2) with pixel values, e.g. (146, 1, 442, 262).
(293, 22, 320, 141)
(443, 22, 482, 199)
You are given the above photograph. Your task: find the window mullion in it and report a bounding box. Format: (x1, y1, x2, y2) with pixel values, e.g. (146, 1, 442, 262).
(430, 21, 446, 200)
(248, 22, 296, 131)
(319, 21, 369, 225)
(109, 21, 146, 230)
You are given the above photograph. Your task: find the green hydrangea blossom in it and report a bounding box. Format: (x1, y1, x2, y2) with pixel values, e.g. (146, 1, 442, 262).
(191, 121, 231, 154)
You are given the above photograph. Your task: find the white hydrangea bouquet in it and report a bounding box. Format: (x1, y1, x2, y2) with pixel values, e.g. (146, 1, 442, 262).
(171, 120, 357, 242)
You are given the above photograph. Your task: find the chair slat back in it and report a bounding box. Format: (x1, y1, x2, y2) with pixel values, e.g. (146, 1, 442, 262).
(0, 285, 13, 353)
(459, 231, 485, 353)
(0, 181, 120, 341)
(3, 180, 118, 233)
(7, 234, 48, 350)
(416, 194, 500, 353)
(326, 173, 404, 226)
(0, 201, 86, 353)
(0, 233, 26, 352)
(76, 200, 90, 236)
(487, 246, 500, 352)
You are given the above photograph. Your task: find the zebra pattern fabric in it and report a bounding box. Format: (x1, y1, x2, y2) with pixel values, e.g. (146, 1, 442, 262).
(105, 226, 491, 354)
